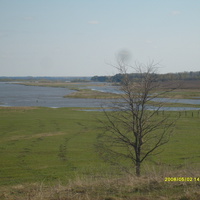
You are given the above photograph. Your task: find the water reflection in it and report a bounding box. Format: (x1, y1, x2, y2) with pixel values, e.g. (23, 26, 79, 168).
(153, 98, 200, 105)
(82, 106, 200, 112)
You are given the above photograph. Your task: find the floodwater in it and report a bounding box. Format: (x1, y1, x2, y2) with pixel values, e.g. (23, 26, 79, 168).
(0, 82, 108, 108)
(0, 82, 200, 111)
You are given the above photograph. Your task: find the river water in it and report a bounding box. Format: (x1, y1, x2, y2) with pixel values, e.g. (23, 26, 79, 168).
(0, 82, 200, 111)
(0, 82, 108, 108)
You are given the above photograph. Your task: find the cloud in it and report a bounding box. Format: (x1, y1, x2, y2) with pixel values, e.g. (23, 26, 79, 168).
(171, 10, 181, 16)
(88, 20, 99, 25)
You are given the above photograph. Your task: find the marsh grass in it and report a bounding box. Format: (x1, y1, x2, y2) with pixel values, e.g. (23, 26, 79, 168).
(157, 89, 200, 99)
(64, 89, 120, 99)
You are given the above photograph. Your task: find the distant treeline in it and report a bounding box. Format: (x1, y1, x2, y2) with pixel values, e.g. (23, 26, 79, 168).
(0, 76, 91, 82)
(91, 71, 200, 82)
(1, 71, 200, 83)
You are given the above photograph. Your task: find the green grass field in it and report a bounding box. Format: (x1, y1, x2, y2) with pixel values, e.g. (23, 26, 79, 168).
(1, 107, 200, 199)
(0, 107, 108, 186)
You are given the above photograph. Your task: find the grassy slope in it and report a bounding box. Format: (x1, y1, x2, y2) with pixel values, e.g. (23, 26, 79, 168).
(1, 107, 200, 199)
(0, 107, 108, 186)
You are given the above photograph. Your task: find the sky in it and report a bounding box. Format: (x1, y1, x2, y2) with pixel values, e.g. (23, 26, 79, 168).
(0, 0, 200, 76)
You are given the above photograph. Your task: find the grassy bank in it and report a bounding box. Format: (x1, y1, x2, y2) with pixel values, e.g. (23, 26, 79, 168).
(0, 107, 200, 199)
(64, 89, 120, 99)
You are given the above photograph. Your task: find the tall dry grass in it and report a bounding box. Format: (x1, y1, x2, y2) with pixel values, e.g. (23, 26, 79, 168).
(1, 166, 200, 200)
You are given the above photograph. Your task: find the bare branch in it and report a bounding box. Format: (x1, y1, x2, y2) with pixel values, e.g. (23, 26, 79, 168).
(96, 59, 177, 176)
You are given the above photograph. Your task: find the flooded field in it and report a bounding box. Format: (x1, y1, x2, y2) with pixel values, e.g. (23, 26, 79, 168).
(0, 82, 109, 108)
(0, 82, 200, 110)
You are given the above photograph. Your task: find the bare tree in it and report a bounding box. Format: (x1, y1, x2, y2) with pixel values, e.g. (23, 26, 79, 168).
(96, 59, 176, 176)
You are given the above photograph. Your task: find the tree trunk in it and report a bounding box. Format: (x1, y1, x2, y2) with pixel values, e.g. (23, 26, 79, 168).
(136, 161, 141, 177)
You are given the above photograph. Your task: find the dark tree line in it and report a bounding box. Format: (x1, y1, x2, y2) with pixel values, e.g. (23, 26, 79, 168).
(91, 71, 200, 83)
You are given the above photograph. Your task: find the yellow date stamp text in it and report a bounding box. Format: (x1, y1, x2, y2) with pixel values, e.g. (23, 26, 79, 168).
(165, 177, 200, 182)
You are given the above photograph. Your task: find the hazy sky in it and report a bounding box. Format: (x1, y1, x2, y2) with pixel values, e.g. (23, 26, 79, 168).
(0, 0, 200, 76)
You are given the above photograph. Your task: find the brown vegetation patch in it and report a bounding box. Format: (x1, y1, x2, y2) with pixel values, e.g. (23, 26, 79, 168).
(65, 89, 119, 99)
(6, 132, 66, 142)
(1, 166, 200, 200)
(0, 106, 38, 110)
(160, 80, 200, 89)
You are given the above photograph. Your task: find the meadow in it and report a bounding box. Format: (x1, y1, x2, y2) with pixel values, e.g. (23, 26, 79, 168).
(1, 106, 200, 199)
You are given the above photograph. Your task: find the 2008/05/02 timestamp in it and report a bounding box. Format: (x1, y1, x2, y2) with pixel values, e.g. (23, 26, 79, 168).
(165, 177, 200, 182)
